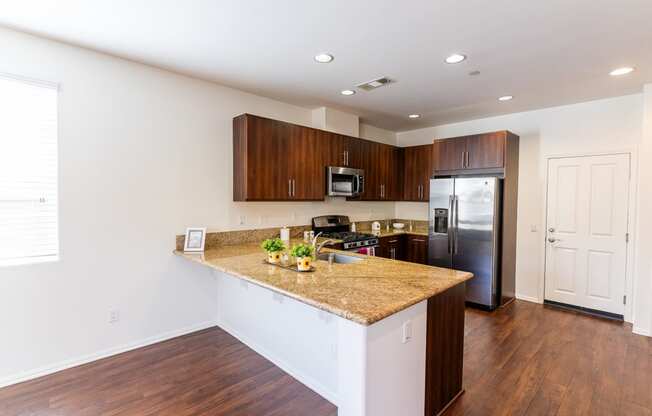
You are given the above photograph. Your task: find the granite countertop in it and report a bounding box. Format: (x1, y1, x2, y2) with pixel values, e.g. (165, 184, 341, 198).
(174, 239, 471, 326)
(367, 229, 429, 238)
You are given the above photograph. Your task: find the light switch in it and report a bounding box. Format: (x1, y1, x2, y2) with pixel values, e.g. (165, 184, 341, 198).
(402, 320, 412, 344)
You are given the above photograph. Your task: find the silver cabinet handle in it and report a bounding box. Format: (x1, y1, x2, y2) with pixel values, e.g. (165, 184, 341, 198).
(462, 151, 465, 168)
(465, 151, 470, 168)
(412, 239, 426, 242)
(292, 179, 296, 197)
(288, 179, 292, 197)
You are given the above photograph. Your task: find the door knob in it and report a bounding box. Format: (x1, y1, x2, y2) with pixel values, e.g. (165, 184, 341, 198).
(548, 237, 560, 243)
(548, 227, 555, 232)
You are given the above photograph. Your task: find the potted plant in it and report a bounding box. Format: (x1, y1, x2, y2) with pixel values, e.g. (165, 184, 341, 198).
(261, 238, 286, 264)
(291, 244, 314, 271)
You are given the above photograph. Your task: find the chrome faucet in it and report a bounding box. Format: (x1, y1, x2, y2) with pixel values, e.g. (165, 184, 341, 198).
(316, 239, 336, 255)
(311, 232, 335, 255)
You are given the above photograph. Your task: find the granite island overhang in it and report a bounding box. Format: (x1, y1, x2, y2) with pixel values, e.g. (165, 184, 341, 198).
(175, 240, 472, 416)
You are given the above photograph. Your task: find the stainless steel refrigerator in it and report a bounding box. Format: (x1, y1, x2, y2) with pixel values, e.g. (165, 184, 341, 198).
(428, 177, 502, 309)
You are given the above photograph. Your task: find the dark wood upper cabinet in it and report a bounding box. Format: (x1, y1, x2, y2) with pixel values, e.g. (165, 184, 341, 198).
(433, 138, 467, 171)
(357, 141, 402, 201)
(233, 114, 323, 201)
(234, 114, 516, 205)
(465, 132, 505, 169)
(321, 133, 361, 168)
(432, 131, 517, 174)
(288, 124, 325, 200)
(403, 144, 432, 201)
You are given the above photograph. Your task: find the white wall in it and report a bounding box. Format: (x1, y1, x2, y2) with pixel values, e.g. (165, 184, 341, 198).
(396, 95, 644, 325)
(633, 85, 652, 336)
(0, 27, 394, 386)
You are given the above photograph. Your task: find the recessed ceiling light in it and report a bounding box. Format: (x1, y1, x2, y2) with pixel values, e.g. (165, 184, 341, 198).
(609, 67, 634, 76)
(314, 53, 334, 63)
(445, 54, 467, 64)
(341, 89, 355, 96)
(498, 95, 513, 101)
(408, 114, 420, 119)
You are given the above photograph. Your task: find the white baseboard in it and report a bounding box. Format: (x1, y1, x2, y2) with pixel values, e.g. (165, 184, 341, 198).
(515, 293, 542, 304)
(216, 318, 339, 406)
(0, 319, 219, 389)
(633, 326, 651, 337)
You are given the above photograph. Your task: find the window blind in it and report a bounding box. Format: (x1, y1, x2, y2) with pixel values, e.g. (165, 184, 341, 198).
(0, 74, 59, 266)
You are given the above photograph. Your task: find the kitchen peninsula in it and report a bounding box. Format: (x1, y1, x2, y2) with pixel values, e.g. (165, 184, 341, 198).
(175, 231, 472, 416)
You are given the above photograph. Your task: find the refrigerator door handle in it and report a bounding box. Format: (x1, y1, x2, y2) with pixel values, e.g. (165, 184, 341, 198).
(448, 195, 454, 253)
(454, 195, 459, 254)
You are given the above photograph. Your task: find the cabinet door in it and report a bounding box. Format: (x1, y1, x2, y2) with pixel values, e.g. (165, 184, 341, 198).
(404, 144, 432, 201)
(321, 132, 347, 167)
(245, 116, 291, 200)
(466, 132, 505, 169)
(288, 125, 324, 200)
(406, 235, 428, 264)
(344, 136, 362, 168)
(403, 146, 420, 201)
(378, 144, 393, 200)
(433, 138, 467, 172)
(359, 141, 382, 200)
(419, 145, 433, 200)
(379, 236, 405, 260)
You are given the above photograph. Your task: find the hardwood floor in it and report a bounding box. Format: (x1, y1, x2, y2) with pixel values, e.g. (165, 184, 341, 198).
(445, 300, 652, 416)
(1, 301, 650, 416)
(0, 327, 337, 416)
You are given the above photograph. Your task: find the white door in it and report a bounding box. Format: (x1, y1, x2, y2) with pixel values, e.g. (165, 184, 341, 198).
(544, 154, 630, 315)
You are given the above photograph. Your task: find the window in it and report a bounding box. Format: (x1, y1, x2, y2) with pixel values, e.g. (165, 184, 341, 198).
(0, 74, 59, 266)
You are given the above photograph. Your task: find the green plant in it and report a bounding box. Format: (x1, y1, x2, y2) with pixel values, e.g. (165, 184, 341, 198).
(290, 244, 314, 258)
(261, 238, 285, 253)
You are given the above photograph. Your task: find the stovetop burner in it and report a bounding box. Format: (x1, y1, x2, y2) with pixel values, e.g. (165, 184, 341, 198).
(321, 231, 375, 242)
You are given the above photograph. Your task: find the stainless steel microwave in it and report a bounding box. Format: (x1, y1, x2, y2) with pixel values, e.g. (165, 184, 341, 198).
(326, 166, 364, 197)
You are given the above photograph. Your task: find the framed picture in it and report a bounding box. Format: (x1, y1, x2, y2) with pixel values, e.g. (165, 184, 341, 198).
(184, 227, 206, 252)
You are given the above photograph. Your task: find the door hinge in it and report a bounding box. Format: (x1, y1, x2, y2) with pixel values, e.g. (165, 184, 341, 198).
(625, 233, 630, 243)
(623, 295, 627, 305)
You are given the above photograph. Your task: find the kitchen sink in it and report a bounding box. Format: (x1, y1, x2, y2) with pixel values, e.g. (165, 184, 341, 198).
(316, 253, 363, 264)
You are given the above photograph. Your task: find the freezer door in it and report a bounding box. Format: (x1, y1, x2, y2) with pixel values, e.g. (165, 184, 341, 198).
(428, 178, 454, 268)
(453, 177, 501, 308)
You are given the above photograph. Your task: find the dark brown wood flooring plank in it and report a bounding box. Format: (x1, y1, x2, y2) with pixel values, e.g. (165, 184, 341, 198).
(0, 327, 335, 416)
(444, 301, 652, 416)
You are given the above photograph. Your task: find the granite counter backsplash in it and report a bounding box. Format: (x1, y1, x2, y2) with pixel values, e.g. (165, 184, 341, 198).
(175, 219, 429, 251)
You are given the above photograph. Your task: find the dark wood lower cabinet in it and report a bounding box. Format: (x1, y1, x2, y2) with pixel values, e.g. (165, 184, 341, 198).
(378, 235, 405, 260)
(425, 283, 466, 416)
(405, 235, 428, 264)
(378, 234, 428, 263)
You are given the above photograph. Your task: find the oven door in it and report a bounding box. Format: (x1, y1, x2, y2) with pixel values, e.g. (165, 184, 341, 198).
(327, 167, 364, 197)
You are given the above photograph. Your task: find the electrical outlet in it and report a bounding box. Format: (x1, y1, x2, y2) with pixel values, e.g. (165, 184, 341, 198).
(531, 224, 538, 232)
(239, 215, 246, 225)
(108, 309, 120, 324)
(402, 320, 412, 344)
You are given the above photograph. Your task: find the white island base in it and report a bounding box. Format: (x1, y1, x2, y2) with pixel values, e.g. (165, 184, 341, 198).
(209, 268, 464, 416)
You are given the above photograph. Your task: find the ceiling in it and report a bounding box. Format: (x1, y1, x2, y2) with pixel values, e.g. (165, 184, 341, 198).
(1, 0, 651, 131)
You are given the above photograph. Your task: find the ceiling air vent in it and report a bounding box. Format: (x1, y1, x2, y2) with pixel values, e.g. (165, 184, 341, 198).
(356, 77, 393, 91)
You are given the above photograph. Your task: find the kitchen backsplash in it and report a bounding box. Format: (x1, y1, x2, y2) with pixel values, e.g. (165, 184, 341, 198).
(175, 219, 428, 251)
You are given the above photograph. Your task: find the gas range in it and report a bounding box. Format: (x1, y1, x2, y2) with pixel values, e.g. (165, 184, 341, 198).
(312, 215, 379, 251)
(321, 231, 379, 250)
